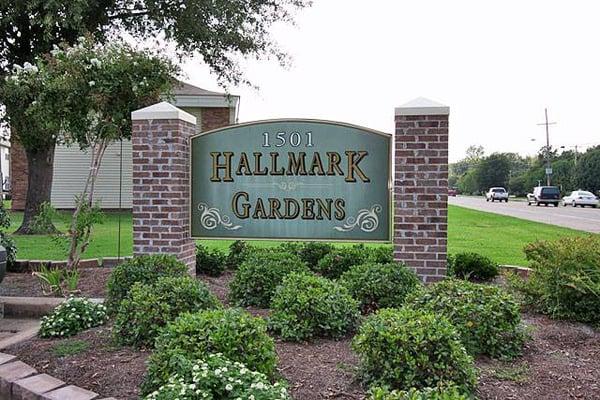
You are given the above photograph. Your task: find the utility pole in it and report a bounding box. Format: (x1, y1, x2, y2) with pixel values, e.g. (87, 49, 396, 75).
(537, 108, 557, 186)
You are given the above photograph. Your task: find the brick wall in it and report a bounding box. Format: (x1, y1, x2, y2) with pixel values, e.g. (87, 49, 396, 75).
(201, 107, 231, 132)
(131, 112, 196, 274)
(393, 104, 449, 283)
(9, 141, 28, 211)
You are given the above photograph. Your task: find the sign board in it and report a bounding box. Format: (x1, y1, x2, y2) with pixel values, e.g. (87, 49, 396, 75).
(190, 120, 391, 241)
(545, 167, 553, 175)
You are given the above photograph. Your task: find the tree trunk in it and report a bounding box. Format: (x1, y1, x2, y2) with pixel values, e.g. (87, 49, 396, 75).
(15, 145, 57, 234)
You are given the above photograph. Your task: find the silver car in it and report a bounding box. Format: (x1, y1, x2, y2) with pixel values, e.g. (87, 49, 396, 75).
(562, 190, 599, 208)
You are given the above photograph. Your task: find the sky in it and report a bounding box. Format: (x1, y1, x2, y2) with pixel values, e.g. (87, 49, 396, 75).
(179, 0, 600, 162)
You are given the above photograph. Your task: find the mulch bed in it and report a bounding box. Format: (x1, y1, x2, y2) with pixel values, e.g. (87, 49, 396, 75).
(0, 268, 111, 298)
(4, 271, 600, 399)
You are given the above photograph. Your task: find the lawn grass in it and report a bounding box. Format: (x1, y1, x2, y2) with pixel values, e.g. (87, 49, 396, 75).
(6, 205, 591, 266)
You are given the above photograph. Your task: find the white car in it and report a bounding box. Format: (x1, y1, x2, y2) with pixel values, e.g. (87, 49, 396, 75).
(485, 187, 509, 202)
(562, 190, 599, 208)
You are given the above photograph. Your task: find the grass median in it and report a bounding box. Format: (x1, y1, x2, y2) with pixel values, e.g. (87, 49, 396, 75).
(6, 205, 590, 266)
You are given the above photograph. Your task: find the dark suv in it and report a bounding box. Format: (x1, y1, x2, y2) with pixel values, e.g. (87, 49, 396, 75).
(527, 186, 561, 207)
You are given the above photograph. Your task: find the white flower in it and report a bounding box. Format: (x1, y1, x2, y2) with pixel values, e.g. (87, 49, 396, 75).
(90, 58, 102, 68)
(88, 81, 95, 86)
(225, 384, 233, 391)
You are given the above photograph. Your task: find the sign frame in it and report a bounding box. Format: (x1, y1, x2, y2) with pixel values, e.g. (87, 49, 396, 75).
(188, 118, 393, 243)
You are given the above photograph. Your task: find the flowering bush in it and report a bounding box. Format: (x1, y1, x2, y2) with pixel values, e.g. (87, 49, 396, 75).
(229, 250, 308, 307)
(408, 279, 526, 359)
(40, 297, 108, 338)
(142, 309, 277, 395)
(269, 272, 359, 340)
(145, 353, 290, 400)
(113, 276, 220, 347)
(352, 307, 477, 393)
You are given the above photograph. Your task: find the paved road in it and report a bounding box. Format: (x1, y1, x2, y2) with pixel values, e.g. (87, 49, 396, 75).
(449, 196, 600, 233)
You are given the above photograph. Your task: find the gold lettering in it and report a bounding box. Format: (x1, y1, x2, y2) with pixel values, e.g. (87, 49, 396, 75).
(315, 198, 333, 220)
(345, 151, 370, 183)
(236, 152, 252, 176)
(252, 198, 268, 219)
(308, 152, 325, 176)
(287, 152, 307, 176)
(232, 191, 250, 219)
(270, 152, 285, 175)
(334, 198, 346, 220)
(268, 198, 283, 219)
(327, 152, 344, 176)
(284, 198, 300, 219)
(253, 152, 268, 175)
(210, 152, 234, 182)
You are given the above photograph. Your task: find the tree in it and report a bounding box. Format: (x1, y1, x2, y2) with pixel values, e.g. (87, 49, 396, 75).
(473, 153, 512, 192)
(37, 38, 177, 269)
(575, 146, 600, 194)
(0, 0, 310, 233)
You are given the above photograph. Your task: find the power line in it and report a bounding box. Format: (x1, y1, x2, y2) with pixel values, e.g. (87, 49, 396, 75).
(536, 108, 557, 186)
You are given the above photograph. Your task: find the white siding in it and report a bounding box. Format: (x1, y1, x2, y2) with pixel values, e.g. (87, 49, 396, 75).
(51, 141, 132, 209)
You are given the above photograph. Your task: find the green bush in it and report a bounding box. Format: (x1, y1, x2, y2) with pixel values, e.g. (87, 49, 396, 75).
(515, 236, 600, 324)
(0, 201, 17, 272)
(269, 272, 359, 341)
(279, 241, 334, 270)
(141, 308, 277, 395)
(196, 244, 226, 276)
(448, 252, 499, 281)
(113, 276, 220, 347)
(40, 297, 108, 338)
(316, 245, 368, 278)
(105, 255, 187, 314)
(368, 386, 469, 400)
(145, 353, 291, 400)
(339, 262, 421, 313)
(365, 246, 394, 264)
(225, 240, 250, 269)
(408, 279, 526, 359)
(352, 307, 477, 393)
(229, 250, 308, 307)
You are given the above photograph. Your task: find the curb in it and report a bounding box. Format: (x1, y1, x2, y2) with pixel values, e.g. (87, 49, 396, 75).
(0, 351, 115, 400)
(499, 264, 532, 278)
(0, 297, 104, 319)
(9, 257, 131, 273)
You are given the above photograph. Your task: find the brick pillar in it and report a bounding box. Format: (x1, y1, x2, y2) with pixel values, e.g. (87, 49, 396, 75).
(393, 98, 449, 283)
(131, 102, 197, 274)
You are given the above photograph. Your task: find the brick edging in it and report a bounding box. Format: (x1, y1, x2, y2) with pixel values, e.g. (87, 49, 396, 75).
(0, 352, 115, 399)
(9, 257, 132, 273)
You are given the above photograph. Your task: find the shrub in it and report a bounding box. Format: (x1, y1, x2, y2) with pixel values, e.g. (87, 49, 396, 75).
(195, 244, 226, 276)
(105, 255, 187, 314)
(279, 241, 334, 270)
(269, 272, 359, 341)
(352, 307, 477, 393)
(0, 201, 17, 272)
(40, 297, 108, 338)
(366, 246, 394, 264)
(145, 353, 291, 400)
(316, 245, 368, 278)
(408, 279, 526, 359)
(515, 236, 600, 324)
(229, 250, 308, 307)
(113, 276, 220, 347)
(368, 386, 469, 400)
(225, 240, 250, 269)
(448, 252, 499, 281)
(142, 308, 277, 395)
(339, 262, 421, 313)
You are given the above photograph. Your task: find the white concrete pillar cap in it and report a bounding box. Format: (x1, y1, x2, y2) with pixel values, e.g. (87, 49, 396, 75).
(395, 97, 449, 116)
(131, 101, 196, 124)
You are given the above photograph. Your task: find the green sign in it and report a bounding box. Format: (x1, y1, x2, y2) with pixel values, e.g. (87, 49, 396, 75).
(190, 120, 391, 241)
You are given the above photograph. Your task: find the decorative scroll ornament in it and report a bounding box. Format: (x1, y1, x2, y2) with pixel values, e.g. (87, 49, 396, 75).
(197, 203, 241, 231)
(334, 204, 382, 233)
